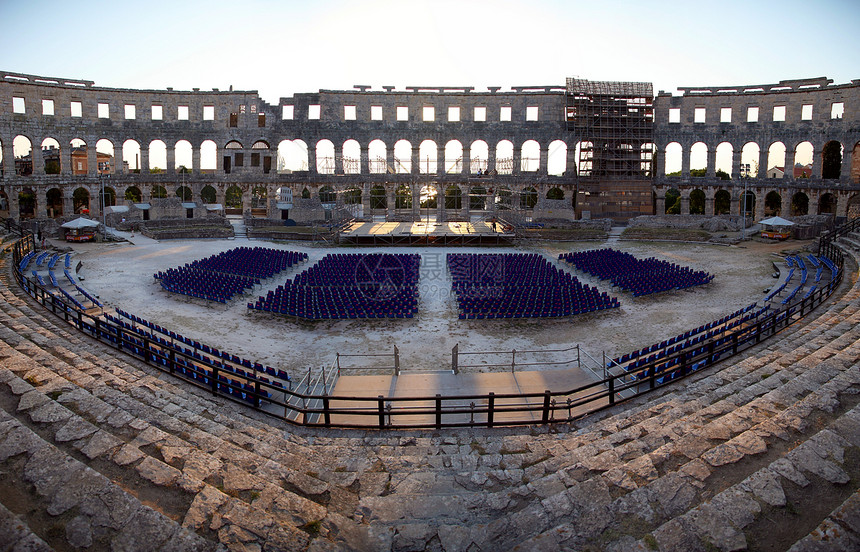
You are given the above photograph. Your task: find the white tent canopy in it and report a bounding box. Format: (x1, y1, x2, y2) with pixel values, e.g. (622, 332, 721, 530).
(759, 216, 795, 227)
(61, 217, 100, 229)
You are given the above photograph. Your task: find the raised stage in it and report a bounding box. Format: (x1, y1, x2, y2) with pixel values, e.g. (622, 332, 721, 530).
(339, 220, 515, 245)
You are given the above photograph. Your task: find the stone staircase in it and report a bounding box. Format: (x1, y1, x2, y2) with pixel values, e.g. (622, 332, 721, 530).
(227, 215, 248, 240)
(1, 236, 860, 550)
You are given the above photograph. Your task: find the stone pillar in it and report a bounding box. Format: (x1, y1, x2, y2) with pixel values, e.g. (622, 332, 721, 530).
(489, 188, 498, 214)
(655, 193, 666, 215)
(361, 145, 369, 174)
(706, 146, 717, 177)
(87, 144, 98, 176)
(192, 145, 201, 175)
(9, 189, 19, 220)
(811, 148, 823, 179)
(809, 194, 820, 216)
(730, 195, 740, 216)
(681, 143, 691, 177)
(784, 147, 796, 180)
(386, 148, 394, 174)
(837, 192, 849, 218)
(654, 147, 665, 177)
(435, 183, 444, 221)
(461, 185, 470, 220)
(411, 183, 420, 219)
(437, 144, 446, 175)
(512, 143, 522, 175)
(386, 187, 395, 218)
(731, 149, 742, 179)
(539, 145, 549, 174)
(411, 148, 419, 175)
(32, 146, 44, 176)
(335, 144, 344, 175)
(36, 187, 47, 218)
(2, 141, 14, 177)
(216, 186, 226, 207)
(307, 144, 317, 175)
(140, 149, 150, 173)
(841, 144, 853, 184)
(680, 193, 690, 215)
(705, 195, 715, 216)
(754, 192, 765, 221)
(781, 191, 792, 217)
(488, 146, 497, 174)
(753, 147, 763, 178)
(461, 147, 470, 175)
(361, 182, 372, 217)
(166, 147, 176, 175)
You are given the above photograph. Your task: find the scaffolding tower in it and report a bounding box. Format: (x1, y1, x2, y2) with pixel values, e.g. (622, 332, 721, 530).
(566, 78, 654, 221)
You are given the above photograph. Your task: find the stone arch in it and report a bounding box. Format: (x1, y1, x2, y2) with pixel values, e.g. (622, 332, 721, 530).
(767, 142, 786, 177)
(521, 186, 537, 209)
(546, 187, 564, 200)
(343, 186, 362, 205)
(98, 186, 116, 208)
(175, 139, 192, 172)
(689, 189, 705, 214)
(764, 191, 781, 217)
(496, 140, 513, 174)
(148, 139, 167, 172)
(301, 187, 310, 199)
(277, 139, 308, 172)
(251, 185, 268, 210)
(444, 185, 462, 210)
(316, 140, 335, 174)
(690, 142, 707, 176)
(740, 190, 755, 216)
(225, 185, 243, 210)
(847, 193, 860, 219)
(520, 140, 540, 172)
(821, 140, 843, 179)
(151, 185, 168, 199)
(740, 142, 760, 178)
(444, 140, 463, 174)
(368, 139, 387, 174)
(714, 190, 731, 215)
(39, 137, 61, 174)
(95, 139, 115, 174)
(470, 140, 488, 173)
(394, 184, 412, 209)
(664, 142, 682, 176)
(200, 140, 217, 172)
(201, 185, 217, 204)
(176, 186, 193, 201)
(124, 186, 142, 203)
(418, 140, 437, 174)
(319, 186, 336, 204)
(123, 139, 141, 172)
(665, 187, 680, 214)
(496, 186, 513, 210)
(852, 142, 860, 183)
(818, 192, 837, 215)
(0, 189, 8, 216)
(469, 186, 487, 211)
(342, 139, 360, 174)
(547, 140, 567, 176)
(73, 187, 90, 214)
(70, 138, 87, 175)
(17, 188, 35, 219)
(46, 188, 63, 218)
(394, 140, 412, 173)
(794, 141, 813, 177)
(13, 135, 32, 176)
(419, 184, 437, 209)
(715, 142, 733, 178)
(791, 192, 809, 216)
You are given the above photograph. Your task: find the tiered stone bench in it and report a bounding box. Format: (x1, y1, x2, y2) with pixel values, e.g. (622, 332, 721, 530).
(1, 236, 859, 551)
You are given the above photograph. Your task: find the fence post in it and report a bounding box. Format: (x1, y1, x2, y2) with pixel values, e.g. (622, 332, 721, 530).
(487, 392, 494, 428)
(254, 380, 261, 409)
(169, 348, 176, 374)
(377, 395, 385, 428)
(322, 395, 331, 427)
(451, 344, 458, 374)
(608, 376, 615, 406)
(541, 390, 551, 424)
(336, 352, 341, 375)
(707, 341, 715, 364)
(115, 325, 123, 352)
(394, 346, 400, 376)
(435, 394, 442, 429)
(732, 332, 738, 355)
(511, 349, 517, 374)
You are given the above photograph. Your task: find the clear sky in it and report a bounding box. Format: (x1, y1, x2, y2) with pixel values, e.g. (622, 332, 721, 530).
(1, 0, 858, 104)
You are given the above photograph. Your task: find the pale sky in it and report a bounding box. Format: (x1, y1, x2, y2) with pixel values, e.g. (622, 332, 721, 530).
(1, 0, 858, 104)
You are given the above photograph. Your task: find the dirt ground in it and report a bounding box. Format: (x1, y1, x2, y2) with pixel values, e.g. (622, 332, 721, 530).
(70, 236, 810, 379)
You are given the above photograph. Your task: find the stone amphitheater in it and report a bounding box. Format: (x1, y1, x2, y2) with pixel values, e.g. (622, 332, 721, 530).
(2, 227, 860, 551)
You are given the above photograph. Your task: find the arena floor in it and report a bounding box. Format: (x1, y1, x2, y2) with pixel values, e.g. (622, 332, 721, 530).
(67, 235, 807, 386)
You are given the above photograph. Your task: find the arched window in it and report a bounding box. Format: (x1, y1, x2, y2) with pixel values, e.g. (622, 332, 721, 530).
(547, 140, 567, 176)
(73, 187, 90, 214)
(175, 140, 193, 172)
(520, 140, 540, 172)
(125, 186, 142, 203)
(764, 191, 781, 216)
(319, 186, 336, 204)
(819, 193, 837, 215)
(521, 186, 537, 209)
(470, 140, 488, 173)
(690, 142, 707, 176)
(395, 184, 412, 209)
(714, 190, 731, 214)
(95, 139, 114, 174)
(546, 187, 564, 200)
(664, 142, 682, 176)
(394, 140, 412, 173)
(200, 140, 217, 172)
(40, 137, 61, 174)
(370, 185, 386, 209)
(13, 135, 32, 176)
(640, 143, 654, 177)
(791, 192, 809, 216)
(368, 140, 387, 174)
(151, 185, 167, 199)
(46, 188, 63, 217)
(689, 189, 705, 214)
(201, 185, 216, 204)
(715, 142, 733, 179)
(122, 139, 141, 172)
(822, 141, 843, 179)
(342, 140, 360, 174)
(418, 140, 437, 174)
(575, 141, 594, 176)
(444, 140, 463, 174)
(665, 188, 680, 214)
(277, 140, 308, 172)
(70, 138, 88, 175)
(496, 140, 514, 174)
(225, 185, 243, 209)
(148, 140, 167, 172)
(740, 142, 760, 178)
(767, 142, 786, 178)
(316, 140, 335, 174)
(445, 186, 462, 210)
(794, 141, 813, 177)
(176, 186, 192, 201)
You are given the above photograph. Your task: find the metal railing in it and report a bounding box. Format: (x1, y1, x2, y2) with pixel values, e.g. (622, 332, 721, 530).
(3, 217, 849, 430)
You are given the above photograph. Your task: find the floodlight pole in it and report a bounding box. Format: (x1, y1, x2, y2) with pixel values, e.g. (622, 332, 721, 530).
(741, 177, 747, 241)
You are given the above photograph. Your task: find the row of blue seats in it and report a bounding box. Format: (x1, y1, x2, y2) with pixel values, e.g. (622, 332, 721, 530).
(560, 248, 714, 297)
(290, 253, 420, 289)
(188, 247, 307, 281)
(157, 267, 257, 303)
(113, 308, 289, 381)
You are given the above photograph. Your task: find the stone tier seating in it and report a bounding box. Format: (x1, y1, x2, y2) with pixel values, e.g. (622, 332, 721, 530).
(1, 239, 860, 551)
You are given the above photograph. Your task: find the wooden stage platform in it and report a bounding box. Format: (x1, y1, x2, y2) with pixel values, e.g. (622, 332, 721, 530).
(339, 221, 515, 245)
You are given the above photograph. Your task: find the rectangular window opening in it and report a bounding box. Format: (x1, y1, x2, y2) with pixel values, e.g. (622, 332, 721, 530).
(526, 106, 538, 121)
(422, 106, 435, 121)
(124, 104, 135, 119)
(371, 105, 383, 120)
(308, 105, 321, 119)
(152, 105, 163, 120)
(234, 152, 244, 167)
(773, 105, 786, 122)
(831, 102, 844, 119)
(500, 106, 512, 121)
(448, 106, 460, 122)
(203, 105, 215, 120)
(474, 106, 486, 122)
(720, 107, 731, 123)
(177, 105, 189, 120)
(396, 106, 408, 121)
(97, 103, 110, 119)
(668, 108, 681, 123)
(42, 99, 54, 116)
(258, 113, 266, 127)
(12, 97, 25, 114)
(801, 104, 813, 120)
(747, 107, 759, 122)
(694, 107, 706, 123)
(70, 101, 82, 117)
(344, 105, 356, 120)
(281, 105, 294, 120)
(229, 112, 238, 127)
(251, 152, 260, 167)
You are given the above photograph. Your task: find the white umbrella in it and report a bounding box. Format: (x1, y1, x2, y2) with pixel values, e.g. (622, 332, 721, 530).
(759, 216, 794, 227)
(61, 217, 100, 229)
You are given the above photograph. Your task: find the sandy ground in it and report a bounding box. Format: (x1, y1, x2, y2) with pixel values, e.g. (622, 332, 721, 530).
(68, 234, 807, 380)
